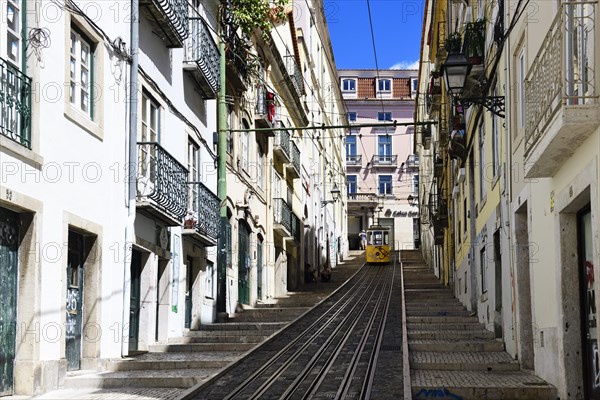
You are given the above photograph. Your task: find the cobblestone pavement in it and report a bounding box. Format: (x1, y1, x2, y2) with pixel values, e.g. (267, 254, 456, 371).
(403, 252, 556, 400)
(22, 252, 365, 400)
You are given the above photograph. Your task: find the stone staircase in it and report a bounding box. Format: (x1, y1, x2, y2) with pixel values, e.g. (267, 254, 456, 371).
(401, 250, 556, 400)
(33, 252, 365, 399)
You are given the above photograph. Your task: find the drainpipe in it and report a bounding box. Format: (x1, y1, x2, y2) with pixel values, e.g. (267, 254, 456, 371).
(122, 0, 139, 358)
(216, 6, 228, 319)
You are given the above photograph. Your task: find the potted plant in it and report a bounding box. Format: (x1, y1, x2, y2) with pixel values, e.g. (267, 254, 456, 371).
(463, 18, 486, 64)
(445, 31, 463, 54)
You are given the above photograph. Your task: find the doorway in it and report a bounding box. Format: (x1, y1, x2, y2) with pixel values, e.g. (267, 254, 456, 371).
(257, 236, 263, 300)
(129, 249, 142, 352)
(0, 208, 18, 396)
(66, 231, 84, 371)
(578, 206, 599, 398)
(238, 222, 250, 305)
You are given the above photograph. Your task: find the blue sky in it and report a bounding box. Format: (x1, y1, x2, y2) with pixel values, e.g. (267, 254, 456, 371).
(327, 0, 425, 70)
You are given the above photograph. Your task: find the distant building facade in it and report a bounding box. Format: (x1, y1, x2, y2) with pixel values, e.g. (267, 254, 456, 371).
(339, 69, 419, 251)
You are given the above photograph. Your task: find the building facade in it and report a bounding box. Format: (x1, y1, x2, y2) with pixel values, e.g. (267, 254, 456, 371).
(0, 0, 345, 396)
(340, 69, 419, 251)
(416, 0, 600, 397)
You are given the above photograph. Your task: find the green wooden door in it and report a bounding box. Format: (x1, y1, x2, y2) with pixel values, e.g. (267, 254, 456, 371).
(238, 223, 250, 305)
(128, 250, 142, 352)
(66, 231, 84, 371)
(0, 208, 18, 396)
(257, 237, 263, 300)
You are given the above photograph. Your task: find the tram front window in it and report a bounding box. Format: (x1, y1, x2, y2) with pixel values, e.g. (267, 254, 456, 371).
(371, 232, 383, 245)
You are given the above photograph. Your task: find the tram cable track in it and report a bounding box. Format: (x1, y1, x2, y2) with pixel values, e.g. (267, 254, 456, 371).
(185, 260, 399, 400)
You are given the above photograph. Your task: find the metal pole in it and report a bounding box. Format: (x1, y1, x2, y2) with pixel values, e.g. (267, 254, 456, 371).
(216, 5, 228, 318)
(122, 0, 139, 357)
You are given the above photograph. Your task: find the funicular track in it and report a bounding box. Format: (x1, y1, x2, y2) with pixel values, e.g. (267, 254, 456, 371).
(185, 259, 397, 400)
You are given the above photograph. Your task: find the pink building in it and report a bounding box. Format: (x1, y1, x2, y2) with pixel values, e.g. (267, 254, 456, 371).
(339, 69, 419, 250)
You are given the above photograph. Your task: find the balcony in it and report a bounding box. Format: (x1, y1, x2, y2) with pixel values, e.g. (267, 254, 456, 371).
(435, 20, 447, 68)
(223, 16, 248, 91)
(524, 1, 600, 178)
(273, 122, 291, 164)
(347, 192, 379, 213)
(285, 55, 303, 99)
(140, 0, 188, 47)
(183, 181, 220, 246)
(346, 154, 362, 168)
(286, 212, 301, 245)
(137, 142, 188, 226)
(255, 84, 277, 133)
(286, 141, 300, 179)
(429, 191, 448, 224)
(371, 154, 398, 167)
(273, 198, 292, 237)
(183, 16, 220, 99)
(405, 154, 419, 171)
(0, 58, 32, 149)
(427, 74, 442, 115)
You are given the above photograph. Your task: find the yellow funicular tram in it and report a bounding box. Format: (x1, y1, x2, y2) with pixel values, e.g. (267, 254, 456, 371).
(365, 225, 391, 264)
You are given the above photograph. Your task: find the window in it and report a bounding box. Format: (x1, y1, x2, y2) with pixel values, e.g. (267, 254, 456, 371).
(378, 175, 392, 195)
(188, 140, 200, 210)
(241, 129, 249, 172)
(140, 92, 160, 179)
(70, 28, 94, 118)
(412, 174, 419, 195)
(411, 78, 418, 96)
(348, 112, 357, 122)
(492, 87, 499, 179)
(480, 246, 488, 293)
(463, 197, 467, 235)
(377, 112, 392, 121)
(378, 78, 391, 92)
(347, 175, 357, 194)
(2, 0, 20, 65)
(342, 78, 356, 92)
(479, 122, 486, 201)
(257, 143, 265, 189)
(346, 135, 357, 157)
(378, 134, 392, 162)
(517, 49, 525, 128)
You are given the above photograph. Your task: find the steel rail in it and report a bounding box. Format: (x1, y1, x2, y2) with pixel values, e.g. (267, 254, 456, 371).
(222, 266, 374, 399)
(250, 267, 387, 399)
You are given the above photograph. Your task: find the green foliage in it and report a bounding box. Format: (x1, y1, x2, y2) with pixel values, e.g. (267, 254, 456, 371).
(228, 0, 288, 40)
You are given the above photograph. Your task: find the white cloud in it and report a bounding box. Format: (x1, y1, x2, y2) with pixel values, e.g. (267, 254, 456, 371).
(390, 60, 419, 70)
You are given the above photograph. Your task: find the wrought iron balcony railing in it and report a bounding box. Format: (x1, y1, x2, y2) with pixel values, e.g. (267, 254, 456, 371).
(525, 1, 598, 156)
(273, 198, 292, 234)
(371, 154, 398, 166)
(274, 122, 291, 162)
(291, 212, 301, 243)
(140, 0, 189, 47)
(289, 140, 300, 177)
(222, 7, 248, 86)
(0, 58, 32, 149)
(137, 142, 188, 223)
(346, 154, 362, 166)
(186, 181, 220, 242)
(406, 154, 420, 170)
(285, 55, 303, 98)
(184, 15, 220, 98)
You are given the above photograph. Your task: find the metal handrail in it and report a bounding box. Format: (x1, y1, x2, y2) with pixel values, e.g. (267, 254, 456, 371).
(185, 15, 220, 93)
(273, 198, 292, 233)
(187, 181, 220, 240)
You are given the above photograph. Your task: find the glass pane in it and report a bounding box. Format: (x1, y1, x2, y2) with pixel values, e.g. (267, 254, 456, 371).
(81, 43, 89, 66)
(150, 104, 157, 132)
(81, 91, 89, 112)
(7, 33, 19, 62)
(81, 68, 88, 87)
(70, 83, 76, 103)
(142, 96, 147, 124)
(7, 3, 18, 31)
(70, 32, 76, 55)
(70, 58, 76, 79)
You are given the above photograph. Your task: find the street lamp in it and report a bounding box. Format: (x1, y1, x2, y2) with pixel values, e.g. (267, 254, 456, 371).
(321, 183, 341, 207)
(442, 52, 505, 117)
(407, 194, 419, 207)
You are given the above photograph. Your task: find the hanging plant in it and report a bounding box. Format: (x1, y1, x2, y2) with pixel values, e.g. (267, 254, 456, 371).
(227, 0, 289, 41)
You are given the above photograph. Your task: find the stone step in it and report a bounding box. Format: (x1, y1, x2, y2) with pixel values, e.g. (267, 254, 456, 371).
(407, 322, 485, 331)
(410, 351, 520, 371)
(406, 309, 472, 317)
(195, 322, 287, 332)
(106, 358, 232, 371)
(409, 339, 505, 352)
(169, 334, 269, 344)
(408, 329, 496, 340)
(411, 370, 556, 399)
(405, 304, 466, 311)
(408, 316, 478, 324)
(148, 342, 256, 352)
(183, 329, 272, 337)
(230, 307, 309, 322)
(63, 368, 216, 389)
